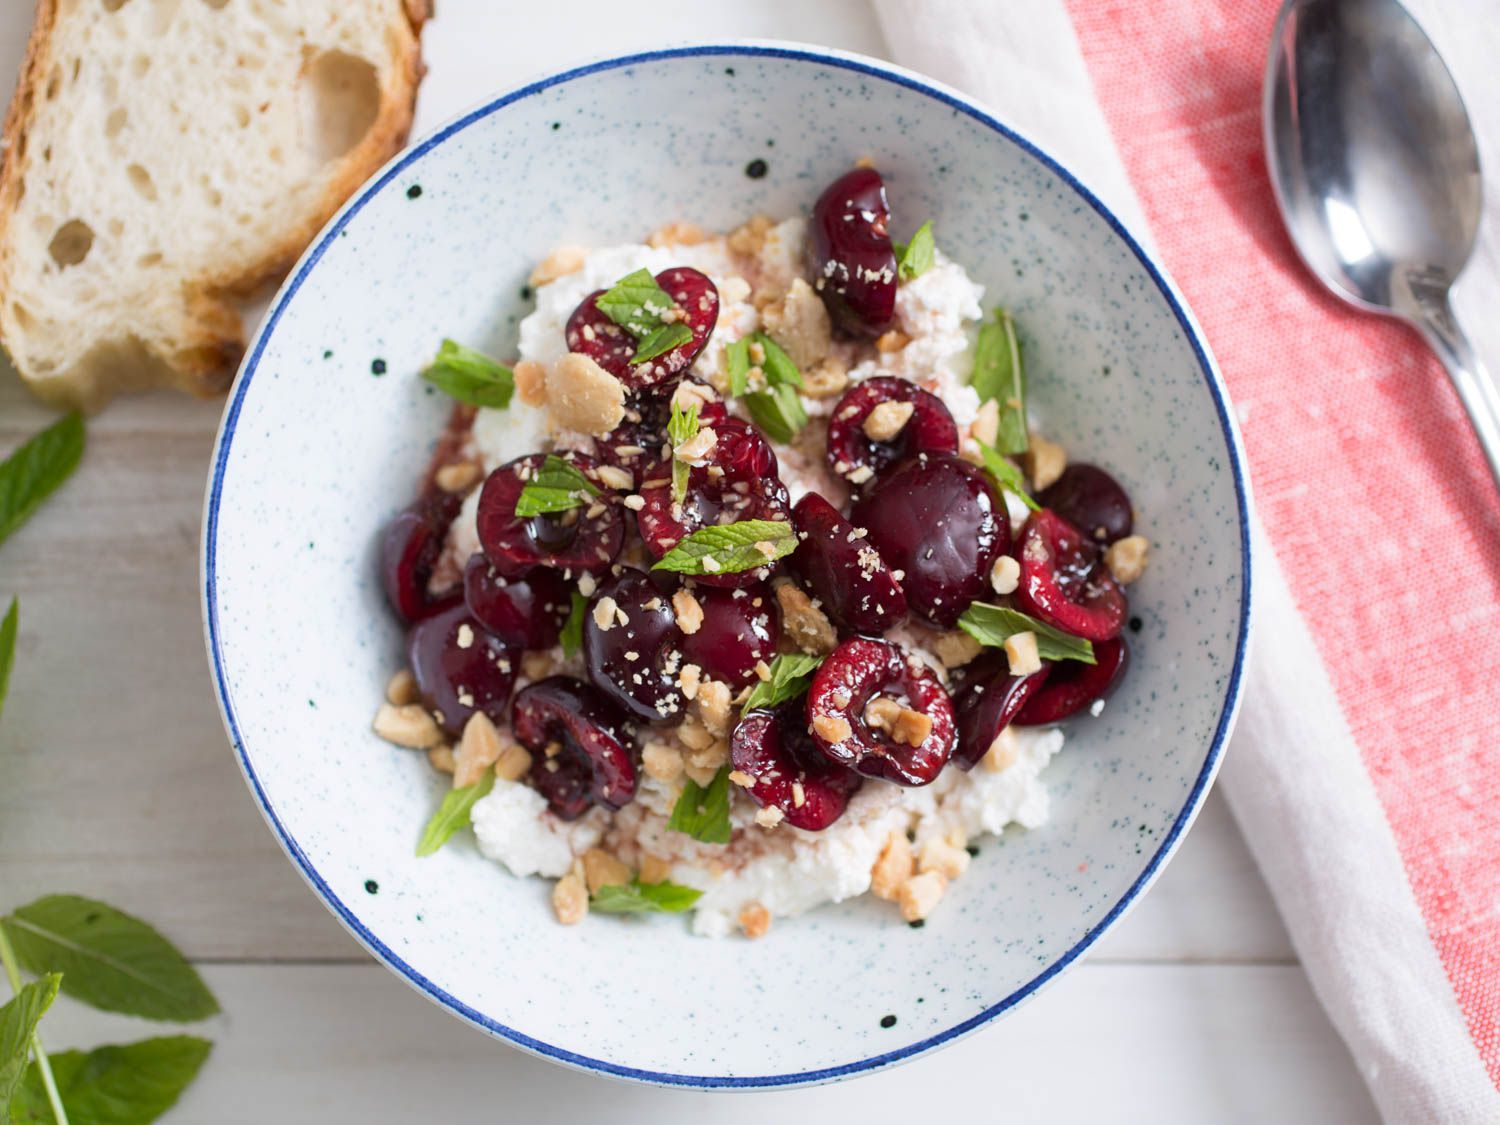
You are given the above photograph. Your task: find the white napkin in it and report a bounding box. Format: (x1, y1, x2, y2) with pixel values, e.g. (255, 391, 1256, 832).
(872, 1, 1500, 1120)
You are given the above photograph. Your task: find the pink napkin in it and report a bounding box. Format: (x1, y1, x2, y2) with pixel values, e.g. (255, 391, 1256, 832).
(875, 0, 1500, 1119)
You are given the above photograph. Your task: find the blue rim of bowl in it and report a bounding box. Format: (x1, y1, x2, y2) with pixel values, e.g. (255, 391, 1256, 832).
(202, 42, 1254, 1089)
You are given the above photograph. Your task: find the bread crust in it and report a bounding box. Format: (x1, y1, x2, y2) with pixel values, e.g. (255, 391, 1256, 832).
(0, 0, 432, 410)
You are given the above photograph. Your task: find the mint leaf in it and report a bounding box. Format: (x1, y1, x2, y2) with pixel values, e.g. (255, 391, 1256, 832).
(0, 412, 84, 548)
(755, 333, 803, 389)
(667, 403, 699, 505)
(650, 519, 797, 576)
(666, 767, 732, 844)
(594, 269, 675, 339)
(979, 445, 1040, 511)
(0, 974, 59, 1112)
(631, 322, 693, 365)
(742, 384, 808, 444)
(896, 220, 935, 280)
(559, 590, 587, 660)
(13, 1035, 212, 1125)
(1, 897, 217, 1023)
(971, 310, 1028, 454)
(957, 603, 1095, 664)
(0, 598, 16, 727)
(416, 774, 495, 857)
(725, 337, 752, 396)
(422, 340, 515, 409)
(590, 880, 703, 914)
(513, 455, 601, 518)
(742, 653, 824, 712)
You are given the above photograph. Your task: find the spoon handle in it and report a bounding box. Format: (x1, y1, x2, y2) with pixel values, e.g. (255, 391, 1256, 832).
(1414, 296, 1500, 490)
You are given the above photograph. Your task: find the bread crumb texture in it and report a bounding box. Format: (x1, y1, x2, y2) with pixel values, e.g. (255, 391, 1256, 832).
(0, 0, 430, 409)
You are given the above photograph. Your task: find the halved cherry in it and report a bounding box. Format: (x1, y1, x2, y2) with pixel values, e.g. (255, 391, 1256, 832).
(582, 568, 684, 724)
(1015, 638, 1130, 726)
(380, 492, 462, 622)
(476, 453, 624, 579)
(825, 377, 958, 487)
(1036, 464, 1134, 546)
(512, 676, 637, 820)
(594, 380, 728, 487)
(809, 167, 898, 337)
(951, 652, 1051, 769)
(788, 492, 907, 634)
(806, 637, 955, 786)
(407, 602, 517, 737)
(731, 699, 864, 831)
(565, 267, 719, 392)
(462, 554, 570, 651)
(678, 584, 780, 690)
(1013, 509, 1126, 641)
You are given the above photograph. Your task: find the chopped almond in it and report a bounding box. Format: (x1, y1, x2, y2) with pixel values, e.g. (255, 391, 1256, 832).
(529, 246, 587, 287)
(678, 662, 703, 701)
(892, 708, 933, 748)
(932, 631, 982, 669)
(812, 713, 853, 744)
(434, 461, 481, 493)
(801, 356, 850, 399)
(727, 214, 775, 257)
(642, 740, 685, 782)
(695, 680, 734, 737)
(982, 727, 1021, 773)
(1003, 631, 1043, 676)
(582, 848, 631, 894)
(1104, 535, 1150, 584)
(647, 220, 709, 248)
(546, 353, 626, 436)
(875, 329, 910, 353)
(672, 588, 704, 634)
(863, 399, 916, 443)
(385, 668, 418, 707)
(639, 854, 673, 884)
(870, 831, 914, 900)
(592, 596, 619, 631)
(898, 871, 947, 922)
(454, 712, 505, 787)
(513, 359, 547, 406)
(761, 278, 832, 369)
(552, 873, 589, 925)
(426, 744, 456, 774)
(918, 838, 971, 881)
(739, 902, 772, 939)
(1024, 435, 1067, 491)
(673, 425, 718, 463)
(991, 555, 1021, 595)
(595, 464, 633, 491)
(520, 650, 554, 681)
(864, 696, 904, 732)
(373, 703, 442, 749)
(776, 583, 837, 655)
(494, 742, 533, 782)
(970, 398, 1000, 447)
(754, 805, 785, 828)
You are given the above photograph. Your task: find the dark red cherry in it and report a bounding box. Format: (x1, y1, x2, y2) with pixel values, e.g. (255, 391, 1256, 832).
(407, 602, 517, 736)
(809, 167, 898, 337)
(851, 454, 1007, 628)
(636, 417, 792, 589)
(951, 652, 1052, 769)
(679, 584, 780, 689)
(825, 377, 958, 487)
(1015, 638, 1130, 726)
(582, 568, 684, 724)
(461, 554, 570, 651)
(564, 267, 719, 392)
(806, 637, 955, 786)
(512, 676, 637, 819)
(1037, 464, 1134, 546)
(1014, 509, 1126, 641)
(788, 492, 907, 633)
(594, 381, 728, 487)
(476, 453, 624, 579)
(731, 700, 864, 831)
(380, 492, 462, 622)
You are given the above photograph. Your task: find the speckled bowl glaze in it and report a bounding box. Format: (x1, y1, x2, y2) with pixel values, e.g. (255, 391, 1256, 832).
(202, 44, 1253, 1087)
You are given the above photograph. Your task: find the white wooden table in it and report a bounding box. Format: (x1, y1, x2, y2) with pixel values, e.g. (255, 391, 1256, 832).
(0, 2, 1380, 1120)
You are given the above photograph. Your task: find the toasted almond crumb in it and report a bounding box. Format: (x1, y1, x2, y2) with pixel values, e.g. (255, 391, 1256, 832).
(700, 555, 721, 574)
(677, 716, 715, 751)
(373, 702, 443, 749)
(385, 668, 418, 706)
(546, 353, 626, 436)
(776, 583, 838, 655)
(674, 426, 718, 462)
(530, 245, 587, 287)
(812, 713, 853, 744)
(623, 494, 646, 511)
(672, 589, 704, 635)
(1004, 631, 1043, 676)
(521, 650, 554, 681)
(918, 838, 971, 881)
(595, 464, 634, 491)
(970, 398, 1000, 447)
(512, 358, 548, 406)
(671, 378, 720, 415)
(864, 695, 904, 732)
(1104, 535, 1150, 584)
(455, 623, 475, 650)
(760, 278, 832, 369)
(687, 738, 728, 773)
(892, 708, 933, 748)
(982, 726, 1022, 773)
(864, 400, 916, 442)
(647, 220, 709, 248)
(932, 631, 982, 669)
(855, 154, 877, 169)
(453, 712, 505, 787)
(638, 854, 672, 885)
(494, 742, 533, 781)
(683, 759, 720, 787)
(845, 464, 875, 485)
(871, 831, 914, 900)
(592, 595, 619, 631)
(427, 744, 456, 773)
(739, 902, 772, 939)
(582, 848, 632, 894)
(552, 873, 588, 925)
(753, 660, 773, 682)
(802, 356, 850, 399)
(754, 805, 785, 828)
(678, 662, 703, 701)
(990, 555, 1021, 596)
(695, 680, 733, 736)
(642, 740, 685, 782)
(435, 461, 482, 493)
(727, 213, 775, 257)
(728, 770, 756, 788)
(1024, 434, 1067, 491)
(875, 329, 910, 353)
(898, 871, 948, 922)
(791, 781, 806, 808)
(754, 540, 778, 559)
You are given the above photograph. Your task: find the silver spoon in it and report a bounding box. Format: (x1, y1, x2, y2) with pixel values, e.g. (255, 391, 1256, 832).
(1265, 0, 1500, 487)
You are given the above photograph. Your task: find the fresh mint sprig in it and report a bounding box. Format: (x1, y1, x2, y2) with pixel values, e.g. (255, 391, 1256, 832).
(650, 519, 797, 577)
(632, 322, 693, 365)
(742, 653, 824, 712)
(416, 774, 496, 857)
(971, 310, 1028, 455)
(559, 590, 588, 660)
(590, 880, 703, 914)
(667, 402, 699, 505)
(423, 339, 515, 409)
(895, 220, 936, 280)
(957, 603, 1095, 664)
(513, 455, 601, 518)
(978, 445, 1040, 511)
(666, 767, 732, 844)
(726, 333, 807, 442)
(595, 269, 676, 340)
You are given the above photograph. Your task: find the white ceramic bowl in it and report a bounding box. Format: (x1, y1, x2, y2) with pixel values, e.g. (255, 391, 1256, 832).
(202, 43, 1253, 1087)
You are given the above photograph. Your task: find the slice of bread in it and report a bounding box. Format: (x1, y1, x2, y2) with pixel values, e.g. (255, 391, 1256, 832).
(0, 0, 430, 410)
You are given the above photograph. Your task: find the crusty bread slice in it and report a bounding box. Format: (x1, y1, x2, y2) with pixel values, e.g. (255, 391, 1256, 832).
(0, 0, 430, 410)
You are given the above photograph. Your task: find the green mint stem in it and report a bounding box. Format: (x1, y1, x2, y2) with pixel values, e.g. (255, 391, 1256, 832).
(0, 926, 69, 1125)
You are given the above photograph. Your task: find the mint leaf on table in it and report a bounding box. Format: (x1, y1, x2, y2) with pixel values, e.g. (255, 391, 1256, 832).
(0, 974, 59, 1112)
(631, 322, 693, 365)
(590, 880, 703, 915)
(978, 444, 1040, 511)
(512, 455, 601, 518)
(971, 310, 1028, 455)
(650, 519, 797, 577)
(559, 590, 587, 660)
(416, 774, 495, 857)
(957, 603, 1095, 664)
(594, 269, 675, 339)
(895, 220, 936, 280)
(742, 653, 824, 712)
(0, 599, 16, 727)
(0, 412, 84, 548)
(422, 340, 515, 409)
(13, 1035, 212, 1125)
(666, 767, 732, 845)
(1, 897, 218, 1023)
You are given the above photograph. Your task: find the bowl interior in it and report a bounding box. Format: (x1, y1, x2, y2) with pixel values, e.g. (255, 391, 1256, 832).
(205, 45, 1250, 1086)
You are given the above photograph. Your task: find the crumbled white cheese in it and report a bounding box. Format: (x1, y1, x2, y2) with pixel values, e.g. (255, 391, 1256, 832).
(472, 780, 606, 878)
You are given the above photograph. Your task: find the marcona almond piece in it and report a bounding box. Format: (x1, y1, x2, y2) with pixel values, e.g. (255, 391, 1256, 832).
(875, 329, 910, 353)
(427, 745, 456, 774)
(892, 708, 933, 748)
(812, 713, 853, 744)
(552, 873, 589, 925)
(513, 359, 548, 407)
(494, 742, 533, 782)
(898, 871, 948, 922)
(676, 716, 715, 751)
(453, 712, 505, 788)
(695, 680, 733, 737)
(870, 831, 914, 900)
(385, 668, 418, 707)
(529, 245, 587, 287)
(678, 662, 703, 701)
(592, 595, 619, 631)
(639, 854, 673, 885)
(673, 426, 718, 463)
(435, 461, 482, 494)
(754, 805, 785, 828)
(1004, 631, 1043, 676)
(373, 703, 442, 749)
(672, 588, 704, 635)
(991, 554, 1021, 595)
(684, 759, 720, 787)
(932, 630, 983, 669)
(671, 378, 719, 414)
(647, 220, 709, 248)
(981, 727, 1022, 774)
(595, 464, 634, 491)
(776, 583, 838, 655)
(739, 902, 772, 940)
(582, 848, 632, 894)
(641, 740, 685, 782)
(1104, 535, 1150, 585)
(918, 838, 971, 881)
(1024, 434, 1067, 491)
(727, 214, 775, 257)
(863, 399, 916, 442)
(864, 695, 904, 732)
(801, 356, 850, 399)
(761, 278, 832, 369)
(546, 353, 626, 436)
